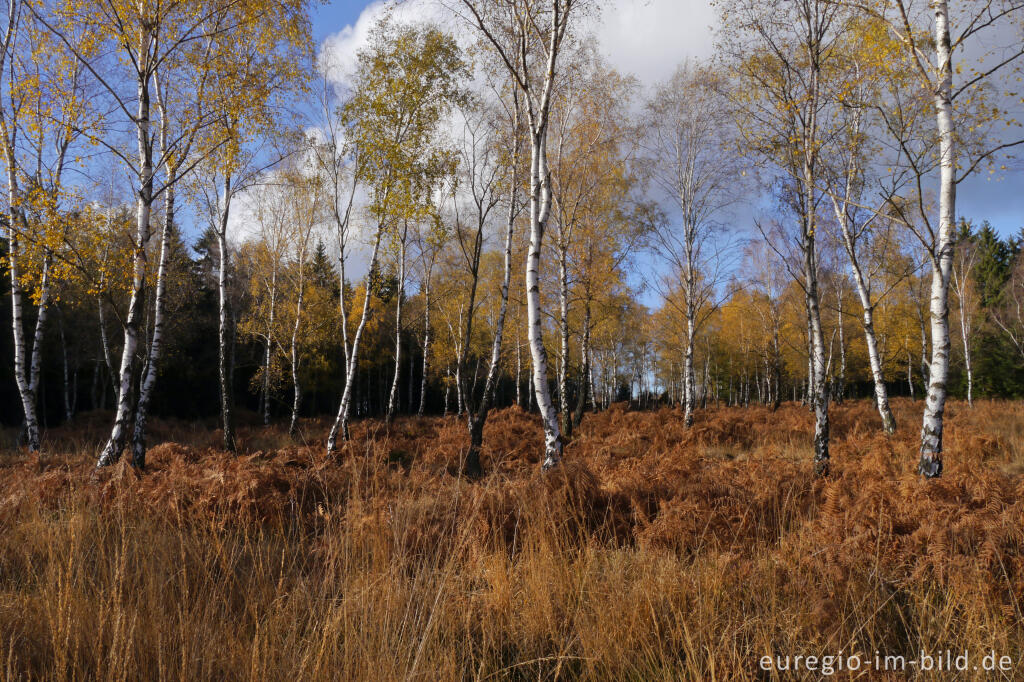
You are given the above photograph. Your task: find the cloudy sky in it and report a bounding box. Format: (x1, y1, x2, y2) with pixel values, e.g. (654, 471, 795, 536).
(310, 0, 1022, 243)
(315, 0, 716, 88)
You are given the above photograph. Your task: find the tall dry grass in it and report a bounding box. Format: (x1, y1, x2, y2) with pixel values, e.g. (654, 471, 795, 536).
(0, 399, 1022, 680)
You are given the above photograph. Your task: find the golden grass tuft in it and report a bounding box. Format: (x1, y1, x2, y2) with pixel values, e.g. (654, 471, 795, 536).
(0, 398, 1022, 679)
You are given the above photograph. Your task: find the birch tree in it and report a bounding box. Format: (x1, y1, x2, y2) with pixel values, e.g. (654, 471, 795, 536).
(643, 61, 742, 428)
(951, 226, 978, 406)
(280, 162, 325, 436)
(452, 0, 588, 469)
(444, 91, 523, 476)
(842, 0, 1024, 476)
(816, 25, 921, 434)
(309, 62, 359, 389)
(720, 0, 844, 475)
(0, 1, 90, 451)
(239, 200, 289, 424)
(326, 19, 466, 452)
(32, 0, 312, 466)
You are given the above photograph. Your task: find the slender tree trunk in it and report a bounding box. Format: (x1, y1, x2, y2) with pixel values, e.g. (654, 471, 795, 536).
(97, 53, 154, 467)
(288, 255, 307, 438)
(806, 262, 829, 475)
(3, 107, 48, 450)
(905, 346, 912, 397)
(216, 182, 236, 452)
(571, 301, 591, 430)
(526, 126, 562, 469)
(863, 309, 897, 433)
(557, 246, 571, 438)
(443, 365, 451, 416)
(464, 100, 521, 474)
(456, 354, 464, 416)
(131, 177, 176, 467)
(326, 225, 385, 453)
(262, 266, 277, 426)
(98, 293, 117, 402)
(387, 225, 407, 421)
(339, 250, 350, 366)
(836, 291, 846, 404)
(515, 330, 522, 408)
(418, 277, 430, 416)
(959, 299, 973, 407)
(848, 266, 896, 433)
(6, 205, 49, 451)
(833, 176, 895, 429)
(683, 315, 696, 427)
(918, 0, 955, 478)
(802, 123, 829, 474)
(771, 321, 782, 411)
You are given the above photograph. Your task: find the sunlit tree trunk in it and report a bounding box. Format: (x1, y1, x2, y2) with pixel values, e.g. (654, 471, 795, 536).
(131, 173, 176, 467)
(327, 225, 384, 453)
(418, 276, 430, 416)
(683, 313, 696, 427)
(4, 172, 51, 451)
(845, 256, 896, 433)
(386, 223, 407, 421)
(801, 97, 830, 475)
(526, 125, 562, 468)
(288, 249, 308, 438)
(262, 266, 278, 426)
(216, 180, 237, 452)
(557, 246, 571, 437)
(960, 306, 973, 407)
(97, 41, 155, 467)
(951, 245, 976, 408)
(918, 0, 955, 478)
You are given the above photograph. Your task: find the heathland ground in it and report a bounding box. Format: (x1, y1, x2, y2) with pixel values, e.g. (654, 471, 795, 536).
(0, 399, 1022, 680)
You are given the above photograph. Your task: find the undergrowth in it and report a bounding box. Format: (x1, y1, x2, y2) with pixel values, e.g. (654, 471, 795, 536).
(0, 398, 1022, 680)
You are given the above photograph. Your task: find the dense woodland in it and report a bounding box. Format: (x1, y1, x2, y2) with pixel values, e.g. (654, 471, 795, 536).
(2, 0, 1024, 479)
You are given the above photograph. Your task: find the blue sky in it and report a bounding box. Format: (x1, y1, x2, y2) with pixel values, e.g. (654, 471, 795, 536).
(296, 0, 1023, 314)
(310, 3, 366, 44)
(310, 1, 1023, 242)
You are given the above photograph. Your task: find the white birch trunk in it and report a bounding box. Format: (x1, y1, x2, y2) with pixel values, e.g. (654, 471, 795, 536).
(131, 175, 175, 467)
(918, 0, 955, 477)
(843, 253, 897, 433)
(288, 251, 307, 437)
(216, 184, 236, 452)
(262, 266, 277, 426)
(683, 316, 696, 427)
(515, 329, 522, 408)
(97, 44, 154, 467)
(526, 125, 562, 469)
(386, 226, 407, 420)
(557, 246, 570, 436)
(418, 276, 430, 416)
(4, 168, 48, 451)
(960, 306, 972, 407)
(326, 225, 385, 453)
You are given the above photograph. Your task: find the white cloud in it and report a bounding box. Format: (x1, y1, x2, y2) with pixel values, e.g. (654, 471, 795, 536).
(319, 0, 719, 91)
(318, 0, 447, 88)
(593, 0, 718, 88)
